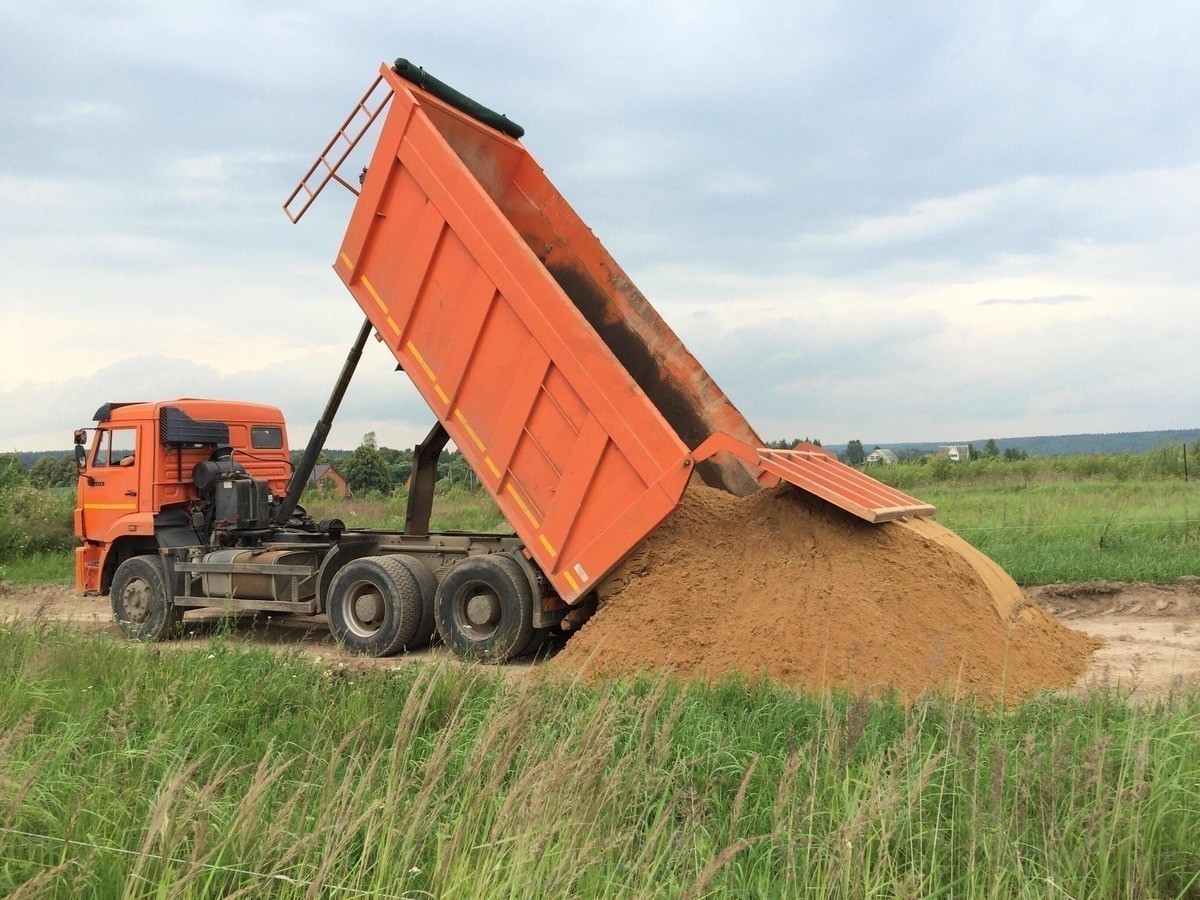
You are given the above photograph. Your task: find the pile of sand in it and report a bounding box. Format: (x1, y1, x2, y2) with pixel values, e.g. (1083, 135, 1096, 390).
(551, 484, 1098, 700)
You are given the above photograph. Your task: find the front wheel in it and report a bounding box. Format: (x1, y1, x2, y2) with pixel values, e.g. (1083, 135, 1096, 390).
(111, 555, 181, 641)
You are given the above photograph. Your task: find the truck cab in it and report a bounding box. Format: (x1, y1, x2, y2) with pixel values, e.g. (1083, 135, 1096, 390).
(73, 397, 564, 661)
(75, 399, 291, 595)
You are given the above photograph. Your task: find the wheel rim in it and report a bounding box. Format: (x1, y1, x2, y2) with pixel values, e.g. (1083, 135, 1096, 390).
(342, 580, 386, 639)
(456, 582, 502, 641)
(123, 577, 153, 623)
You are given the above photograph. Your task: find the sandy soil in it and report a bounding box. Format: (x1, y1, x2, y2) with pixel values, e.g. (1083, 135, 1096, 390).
(550, 484, 1096, 702)
(3, 580, 1199, 698)
(1027, 579, 1200, 699)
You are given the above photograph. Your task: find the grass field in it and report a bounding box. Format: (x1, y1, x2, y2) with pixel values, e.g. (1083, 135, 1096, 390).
(0, 622, 1196, 897)
(916, 478, 1200, 583)
(303, 475, 1200, 584)
(304, 484, 508, 534)
(5, 475, 1199, 587)
(0, 552, 73, 586)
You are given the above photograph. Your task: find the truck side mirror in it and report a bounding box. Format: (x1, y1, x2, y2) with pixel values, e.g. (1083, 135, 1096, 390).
(74, 429, 87, 445)
(75, 444, 87, 472)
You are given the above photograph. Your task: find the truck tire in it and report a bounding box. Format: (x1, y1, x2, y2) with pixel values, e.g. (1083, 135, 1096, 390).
(390, 555, 438, 649)
(435, 554, 534, 662)
(523, 627, 561, 659)
(327, 556, 422, 657)
(111, 555, 182, 642)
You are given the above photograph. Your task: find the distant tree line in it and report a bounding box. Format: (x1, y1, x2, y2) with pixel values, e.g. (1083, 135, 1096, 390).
(862, 441, 1200, 489)
(763, 437, 823, 450)
(294, 432, 482, 497)
(0, 453, 78, 489)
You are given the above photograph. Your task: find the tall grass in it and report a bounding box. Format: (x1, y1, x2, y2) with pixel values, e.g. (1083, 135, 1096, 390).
(0, 485, 74, 559)
(870, 444, 1197, 488)
(0, 552, 73, 586)
(0, 624, 1197, 897)
(919, 479, 1200, 583)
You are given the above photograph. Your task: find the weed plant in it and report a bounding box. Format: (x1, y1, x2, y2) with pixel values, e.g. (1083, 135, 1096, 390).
(0, 624, 1196, 897)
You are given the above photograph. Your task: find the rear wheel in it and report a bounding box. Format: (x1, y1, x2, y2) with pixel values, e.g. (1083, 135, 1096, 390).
(523, 627, 562, 660)
(435, 554, 534, 662)
(111, 555, 181, 641)
(327, 556, 422, 657)
(390, 555, 438, 649)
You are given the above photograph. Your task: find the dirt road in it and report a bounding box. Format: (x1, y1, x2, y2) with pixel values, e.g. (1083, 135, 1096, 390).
(1027, 581, 1200, 699)
(3, 581, 1199, 698)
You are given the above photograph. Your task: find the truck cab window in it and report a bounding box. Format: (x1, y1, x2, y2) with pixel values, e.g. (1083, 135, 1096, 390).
(111, 432, 137, 468)
(251, 426, 284, 449)
(105, 429, 137, 467)
(90, 430, 108, 468)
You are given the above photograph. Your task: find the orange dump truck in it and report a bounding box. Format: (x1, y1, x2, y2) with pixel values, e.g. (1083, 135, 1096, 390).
(73, 60, 932, 661)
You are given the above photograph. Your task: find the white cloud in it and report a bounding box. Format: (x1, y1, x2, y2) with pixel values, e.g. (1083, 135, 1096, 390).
(31, 101, 125, 128)
(1, 2, 1199, 451)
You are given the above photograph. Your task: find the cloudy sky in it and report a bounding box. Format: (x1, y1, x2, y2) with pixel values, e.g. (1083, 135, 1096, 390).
(2, 2, 1197, 452)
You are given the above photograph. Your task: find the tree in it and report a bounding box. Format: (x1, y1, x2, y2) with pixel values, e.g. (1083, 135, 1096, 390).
(0, 454, 27, 491)
(983, 439, 1000, 459)
(967, 443, 978, 461)
(1002, 446, 1028, 461)
(28, 455, 58, 489)
(379, 446, 415, 486)
(56, 455, 79, 487)
(339, 432, 393, 495)
(845, 440, 865, 466)
(764, 437, 823, 450)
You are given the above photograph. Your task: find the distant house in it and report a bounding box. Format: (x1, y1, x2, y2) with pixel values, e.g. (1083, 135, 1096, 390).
(865, 448, 898, 465)
(936, 444, 972, 462)
(310, 464, 352, 498)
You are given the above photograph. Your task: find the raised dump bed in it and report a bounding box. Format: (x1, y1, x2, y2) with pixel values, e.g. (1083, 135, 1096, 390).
(305, 61, 933, 603)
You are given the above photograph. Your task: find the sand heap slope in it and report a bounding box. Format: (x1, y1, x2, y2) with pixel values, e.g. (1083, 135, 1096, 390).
(551, 483, 1098, 700)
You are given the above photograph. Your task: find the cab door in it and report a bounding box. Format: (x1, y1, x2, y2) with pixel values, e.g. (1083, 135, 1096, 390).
(81, 426, 142, 541)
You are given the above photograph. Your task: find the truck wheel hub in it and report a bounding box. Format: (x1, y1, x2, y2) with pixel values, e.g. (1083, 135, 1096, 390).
(124, 578, 152, 623)
(345, 583, 385, 637)
(465, 590, 500, 628)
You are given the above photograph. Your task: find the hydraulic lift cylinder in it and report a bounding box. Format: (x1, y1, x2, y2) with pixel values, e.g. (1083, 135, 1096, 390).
(274, 317, 373, 524)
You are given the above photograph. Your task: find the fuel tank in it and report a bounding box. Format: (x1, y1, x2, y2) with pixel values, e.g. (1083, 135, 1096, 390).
(201, 548, 318, 602)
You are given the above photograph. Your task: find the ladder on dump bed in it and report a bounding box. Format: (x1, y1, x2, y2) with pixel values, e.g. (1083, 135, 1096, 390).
(283, 74, 394, 223)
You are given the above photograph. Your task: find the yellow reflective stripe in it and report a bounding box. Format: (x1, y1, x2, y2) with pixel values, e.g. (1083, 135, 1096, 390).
(385, 316, 400, 334)
(538, 534, 557, 558)
(505, 483, 540, 528)
(339, 251, 353, 268)
(454, 409, 486, 451)
(563, 570, 579, 592)
(361, 276, 388, 314)
(406, 341, 436, 380)
(484, 456, 501, 478)
(83, 503, 136, 510)
(434, 385, 449, 404)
